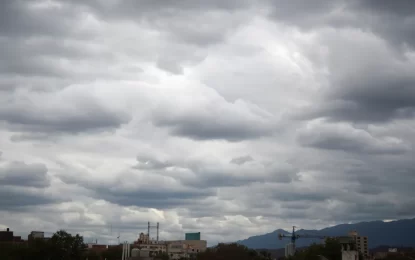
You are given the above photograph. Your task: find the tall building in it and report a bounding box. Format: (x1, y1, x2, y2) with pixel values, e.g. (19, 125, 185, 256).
(348, 231, 369, 257)
(339, 236, 359, 260)
(285, 243, 295, 257)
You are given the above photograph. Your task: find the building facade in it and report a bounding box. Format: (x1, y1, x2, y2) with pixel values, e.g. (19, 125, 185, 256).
(28, 231, 45, 240)
(348, 231, 369, 257)
(166, 240, 207, 260)
(131, 230, 207, 260)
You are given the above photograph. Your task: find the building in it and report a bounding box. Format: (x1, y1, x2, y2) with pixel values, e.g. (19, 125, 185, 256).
(132, 229, 207, 260)
(0, 228, 24, 244)
(136, 232, 150, 244)
(348, 231, 369, 257)
(28, 231, 45, 240)
(166, 240, 207, 260)
(0, 228, 14, 242)
(285, 243, 295, 257)
(339, 236, 358, 260)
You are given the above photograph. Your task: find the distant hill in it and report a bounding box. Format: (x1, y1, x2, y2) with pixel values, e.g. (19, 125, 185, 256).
(237, 218, 415, 249)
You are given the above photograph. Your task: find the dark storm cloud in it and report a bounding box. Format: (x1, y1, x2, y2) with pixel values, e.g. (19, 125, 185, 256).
(0, 161, 50, 188)
(180, 161, 298, 188)
(160, 121, 272, 141)
(319, 69, 415, 123)
(0, 188, 59, 210)
(0, 88, 130, 135)
(57, 171, 216, 209)
(294, 28, 415, 124)
(0, 0, 80, 37)
(0, 161, 63, 210)
(136, 153, 298, 188)
(0, 36, 98, 79)
(265, 0, 415, 49)
(349, 0, 415, 48)
(152, 111, 276, 141)
(0, 108, 127, 134)
(266, 0, 346, 29)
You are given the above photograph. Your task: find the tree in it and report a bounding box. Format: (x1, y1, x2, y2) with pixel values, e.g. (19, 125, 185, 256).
(289, 238, 343, 260)
(154, 252, 170, 260)
(196, 243, 276, 260)
(102, 246, 123, 260)
(49, 230, 86, 260)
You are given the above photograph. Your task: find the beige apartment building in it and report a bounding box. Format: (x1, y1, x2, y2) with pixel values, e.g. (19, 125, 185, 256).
(133, 232, 207, 260)
(166, 240, 207, 259)
(348, 231, 369, 257)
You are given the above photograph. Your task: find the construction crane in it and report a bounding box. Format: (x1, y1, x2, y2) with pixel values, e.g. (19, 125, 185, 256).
(278, 226, 330, 255)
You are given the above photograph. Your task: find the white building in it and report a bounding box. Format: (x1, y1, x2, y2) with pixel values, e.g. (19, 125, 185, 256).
(28, 231, 44, 240)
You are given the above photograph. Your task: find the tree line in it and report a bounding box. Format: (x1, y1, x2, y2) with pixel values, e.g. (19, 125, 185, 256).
(3, 231, 412, 260)
(0, 230, 121, 260)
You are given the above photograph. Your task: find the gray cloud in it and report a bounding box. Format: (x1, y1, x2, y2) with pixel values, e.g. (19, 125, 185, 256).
(0, 161, 50, 188)
(0, 188, 59, 210)
(230, 155, 254, 165)
(0, 0, 81, 38)
(57, 167, 216, 209)
(294, 27, 415, 124)
(152, 98, 277, 141)
(297, 120, 411, 154)
(134, 156, 173, 170)
(0, 87, 130, 135)
(0, 160, 64, 210)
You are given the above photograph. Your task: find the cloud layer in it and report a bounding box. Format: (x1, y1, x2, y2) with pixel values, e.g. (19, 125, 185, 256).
(1, 0, 414, 245)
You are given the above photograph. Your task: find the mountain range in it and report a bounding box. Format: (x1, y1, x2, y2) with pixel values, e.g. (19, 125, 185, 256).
(236, 218, 415, 249)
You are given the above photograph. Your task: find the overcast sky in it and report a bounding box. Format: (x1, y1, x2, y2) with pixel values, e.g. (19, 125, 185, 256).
(1, 0, 415, 245)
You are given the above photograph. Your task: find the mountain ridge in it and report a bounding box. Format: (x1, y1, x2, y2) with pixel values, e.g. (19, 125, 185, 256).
(236, 218, 415, 249)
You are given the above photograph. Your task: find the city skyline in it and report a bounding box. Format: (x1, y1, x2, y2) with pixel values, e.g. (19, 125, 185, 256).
(1, 0, 415, 247)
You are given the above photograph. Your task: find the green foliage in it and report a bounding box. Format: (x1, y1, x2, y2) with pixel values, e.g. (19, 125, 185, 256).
(290, 238, 342, 260)
(101, 246, 122, 260)
(196, 243, 273, 260)
(154, 252, 170, 260)
(0, 229, 86, 260)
